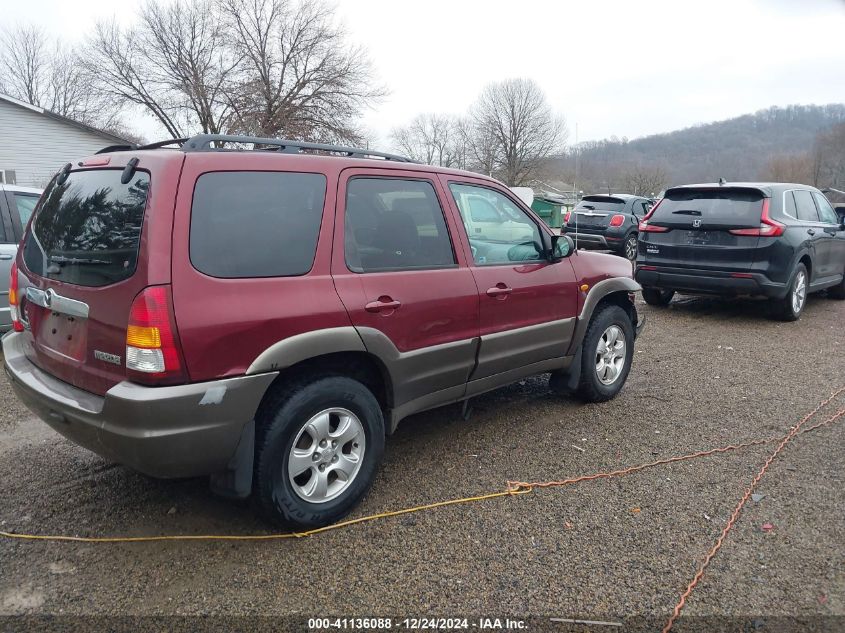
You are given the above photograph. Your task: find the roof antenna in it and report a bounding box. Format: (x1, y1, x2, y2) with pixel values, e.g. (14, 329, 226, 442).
(718, 177, 727, 186)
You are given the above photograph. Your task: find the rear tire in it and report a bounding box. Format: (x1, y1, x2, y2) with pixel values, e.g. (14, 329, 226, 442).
(771, 263, 808, 321)
(642, 287, 674, 306)
(623, 233, 638, 262)
(254, 376, 385, 528)
(572, 304, 635, 403)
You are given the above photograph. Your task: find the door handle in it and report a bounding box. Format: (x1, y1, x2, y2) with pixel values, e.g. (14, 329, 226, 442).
(365, 297, 401, 314)
(486, 283, 512, 299)
(807, 229, 816, 236)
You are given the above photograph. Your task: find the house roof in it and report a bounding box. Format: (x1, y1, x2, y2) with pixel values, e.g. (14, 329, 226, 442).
(0, 93, 130, 144)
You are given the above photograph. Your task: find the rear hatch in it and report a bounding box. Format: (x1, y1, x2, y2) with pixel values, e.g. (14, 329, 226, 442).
(639, 187, 766, 272)
(17, 166, 159, 395)
(569, 195, 626, 231)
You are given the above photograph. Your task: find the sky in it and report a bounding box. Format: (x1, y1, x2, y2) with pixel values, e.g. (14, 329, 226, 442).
(4, 0, 845, 147)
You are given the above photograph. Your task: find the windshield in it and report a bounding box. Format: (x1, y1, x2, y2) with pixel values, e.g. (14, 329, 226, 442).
(23, 170, 150, 287)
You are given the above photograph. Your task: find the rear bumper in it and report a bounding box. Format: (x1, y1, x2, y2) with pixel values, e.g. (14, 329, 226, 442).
(2, 331, 276, 478)
(634, 266, 789, 299)
(561, 228, 625, 251)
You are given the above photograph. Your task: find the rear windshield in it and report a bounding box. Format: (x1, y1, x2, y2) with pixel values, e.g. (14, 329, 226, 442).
(652, 188, 764, 227)
(578, 196, 625, 211)
(23, 170, 149, 287)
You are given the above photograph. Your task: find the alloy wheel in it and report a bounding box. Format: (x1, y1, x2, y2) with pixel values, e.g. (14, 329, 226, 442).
(625, 236, 637, 261)
(287, 408, 366, 504)
(792, 270, 806, 314)
(595, 325, 627, 385)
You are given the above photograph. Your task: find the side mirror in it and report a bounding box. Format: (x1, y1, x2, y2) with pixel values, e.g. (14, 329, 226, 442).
(549, 234, 575, 261)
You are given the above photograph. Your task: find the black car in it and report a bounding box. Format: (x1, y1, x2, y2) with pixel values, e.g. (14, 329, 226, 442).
(635, 182, 845, 320)
(561, 194, 650, 261)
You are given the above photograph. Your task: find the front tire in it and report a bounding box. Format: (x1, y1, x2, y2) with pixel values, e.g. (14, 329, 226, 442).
(572, 304, 635, 403)
(771, 263, 808, 321)
(254, 376, 385, 528)
(642, 287, 675, 306)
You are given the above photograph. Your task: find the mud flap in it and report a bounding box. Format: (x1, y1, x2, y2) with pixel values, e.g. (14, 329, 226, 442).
(549, 344, 583, 394)
(209, 419, 254, 499)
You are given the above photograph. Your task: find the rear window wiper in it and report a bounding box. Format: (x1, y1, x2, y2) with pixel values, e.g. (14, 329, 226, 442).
(671, 209, 702, 216)
(49, 255, 112, 265)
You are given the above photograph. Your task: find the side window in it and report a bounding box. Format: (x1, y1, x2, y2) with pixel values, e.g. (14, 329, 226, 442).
(793, 190, 820, 223)
(344, 178, 455, 273)
(190, 171, 326, 278)
(449, 183, 544, 266)
(812, 192, 839, 225)
(13, 193, 39, 227)
(783, 191, 798, 219)
(633, 201, 648, 217)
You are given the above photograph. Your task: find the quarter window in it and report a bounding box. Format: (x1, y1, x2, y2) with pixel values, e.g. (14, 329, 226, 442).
(190, 171, 326, 278)
(812, 192, 839, 224)
(783, 191, 798, 219)
(344, 178, 455, 273)
(449, 183, 544, 266)
(793, 190, 820, 223)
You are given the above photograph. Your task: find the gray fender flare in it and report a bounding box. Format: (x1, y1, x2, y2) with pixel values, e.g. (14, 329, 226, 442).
(245, 326, 367, 375)
(567, 277, 641, 356)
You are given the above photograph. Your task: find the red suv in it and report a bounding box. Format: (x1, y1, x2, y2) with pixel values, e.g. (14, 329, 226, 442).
(3, 135, 642, 527)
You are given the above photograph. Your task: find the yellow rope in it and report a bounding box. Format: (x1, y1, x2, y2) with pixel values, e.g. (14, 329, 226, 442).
(2, 386, 842, 546)
(0, 489, 529, 543)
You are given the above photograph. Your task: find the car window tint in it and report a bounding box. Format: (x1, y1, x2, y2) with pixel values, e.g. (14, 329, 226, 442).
(13, 193, 39, 227)
(783, 191, 798, 219)
(190, 171, 326, 278)
(449, 183, 544, 266)
(344, 178, 455, 273)
(812, 192, 839, 224)
(793, 190, 820, 223)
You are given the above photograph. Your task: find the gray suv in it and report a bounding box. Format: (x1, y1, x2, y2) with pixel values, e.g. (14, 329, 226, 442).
(0, 185, 41, 330)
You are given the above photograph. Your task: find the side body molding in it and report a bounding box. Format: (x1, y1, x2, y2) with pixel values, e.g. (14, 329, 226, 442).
(567, 277, 641, 355)
(246, 327, 367, 374)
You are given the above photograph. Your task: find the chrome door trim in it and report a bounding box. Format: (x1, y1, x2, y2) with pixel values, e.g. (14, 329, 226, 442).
(25, 287, 89, 319)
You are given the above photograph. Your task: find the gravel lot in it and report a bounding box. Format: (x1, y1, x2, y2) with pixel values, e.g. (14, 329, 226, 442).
(0, 293, 843, 632)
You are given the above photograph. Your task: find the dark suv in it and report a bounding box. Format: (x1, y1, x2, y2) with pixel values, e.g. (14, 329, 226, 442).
(561, 194, 651, 261)
(635, 182, 845, 320)
(4, 135, 642, 528)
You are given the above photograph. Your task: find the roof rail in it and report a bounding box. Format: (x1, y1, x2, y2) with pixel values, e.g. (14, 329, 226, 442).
(96, 138, 188, 154)
(181, 134, 415, 162)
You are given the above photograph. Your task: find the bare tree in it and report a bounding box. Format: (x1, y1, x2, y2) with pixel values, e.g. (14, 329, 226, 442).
(391, 114, 460, 166)
(761, 153, 813, 184)
(0, 25, 112, 126)
(220, 0, 385, 143)
(468, 78, 567, 186)
(84, 0, 235, 138)
(812, 122, 845, 189)
(621, 164, 667, 197)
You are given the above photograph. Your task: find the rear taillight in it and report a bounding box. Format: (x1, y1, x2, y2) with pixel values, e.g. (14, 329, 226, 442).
(9, 261, 23, 332)
(638, 199, 669, 233)
(609, 214, 625, 227)
(126, 285, 186, 385)
(728, 199, 784, 237)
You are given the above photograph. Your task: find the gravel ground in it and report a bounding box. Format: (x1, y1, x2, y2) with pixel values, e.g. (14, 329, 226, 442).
(0, 293, 843, 632)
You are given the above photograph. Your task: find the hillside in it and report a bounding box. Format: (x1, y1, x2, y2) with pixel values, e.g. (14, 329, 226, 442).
(552, 104, 845, 192)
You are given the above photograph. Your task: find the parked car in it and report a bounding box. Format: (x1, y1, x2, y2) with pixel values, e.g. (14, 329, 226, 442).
(635, 182, 845, 320)
(3, 135, 642, 528)
(561, 193, 651, 261)
(0, 184, 42, 331)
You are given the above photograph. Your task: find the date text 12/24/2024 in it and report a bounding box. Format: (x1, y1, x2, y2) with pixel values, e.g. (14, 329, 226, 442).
(308, 618, 527, 630)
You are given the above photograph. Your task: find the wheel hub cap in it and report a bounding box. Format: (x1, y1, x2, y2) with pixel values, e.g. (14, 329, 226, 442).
(287, 408, 365, 504)
(595, 325, 626, 385)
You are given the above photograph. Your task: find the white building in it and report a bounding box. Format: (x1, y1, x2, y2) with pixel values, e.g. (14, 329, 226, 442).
(0, 93, 128, 188)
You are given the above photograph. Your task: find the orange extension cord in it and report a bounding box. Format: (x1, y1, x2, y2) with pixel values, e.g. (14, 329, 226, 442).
(1, 386, 843, 632)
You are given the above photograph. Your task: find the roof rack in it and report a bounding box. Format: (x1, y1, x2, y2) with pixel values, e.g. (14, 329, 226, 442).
(96, 138, 188, 154)
(181, 134, 415, 162)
